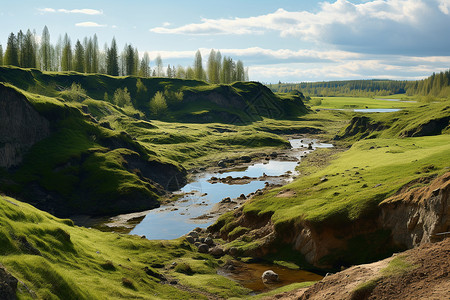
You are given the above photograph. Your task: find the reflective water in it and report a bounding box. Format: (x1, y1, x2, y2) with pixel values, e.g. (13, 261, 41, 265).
(130, 139, 333, 240)
(353, 108, 401, 113)
(218, 260, 323, 293)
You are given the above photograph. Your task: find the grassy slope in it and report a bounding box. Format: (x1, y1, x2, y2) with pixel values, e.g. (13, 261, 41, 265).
(0, 66, 308, 123)
(0, 195, 249, 299)
(0, 83, 182, 216)
(215, 99, 450, 257)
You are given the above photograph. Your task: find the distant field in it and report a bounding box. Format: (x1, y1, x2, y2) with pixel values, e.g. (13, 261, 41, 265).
(309, 96, 418, 109)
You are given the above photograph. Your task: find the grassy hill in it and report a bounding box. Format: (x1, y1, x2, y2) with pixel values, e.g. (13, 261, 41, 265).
(212, 100, 450, 268)
(0, 194, 250, 299)
(0, 66, 310, 218)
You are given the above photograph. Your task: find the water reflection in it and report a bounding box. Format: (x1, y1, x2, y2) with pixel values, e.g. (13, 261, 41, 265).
(130, 139, 333, 240)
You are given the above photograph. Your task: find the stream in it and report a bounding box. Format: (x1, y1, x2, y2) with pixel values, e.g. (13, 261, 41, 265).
(127, 138, 333, 239)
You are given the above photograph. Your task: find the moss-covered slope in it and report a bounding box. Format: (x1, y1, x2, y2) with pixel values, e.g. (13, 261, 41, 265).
(0, 66, 309, 123)
(0, 83, 186, 217)
(0, 195, 249, 299)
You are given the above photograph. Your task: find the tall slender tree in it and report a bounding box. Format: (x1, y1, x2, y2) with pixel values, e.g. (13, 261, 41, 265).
(106, 37, 119, 76)
(236, 60, 244, 82)
(194, 50, 204, 81)
(155, 54, 163, 77)
(139, 52, 150, 77)
(61, 33, 72, 71)
(40, 26, 51, 71)
(0, 44, 3, 65)
(207, 49, 217, 83)
(17, 30, 24, 66)
(84, 37, 93, 73)
(4, 33, 19, 66)
(92, 34, 99, 73)
(21, 30, 36, 68)
(73, 40, 85, 73)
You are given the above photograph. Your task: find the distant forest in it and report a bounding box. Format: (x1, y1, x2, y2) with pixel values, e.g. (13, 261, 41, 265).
(0, 26, 248, 83)
(268, 70, 450, 98)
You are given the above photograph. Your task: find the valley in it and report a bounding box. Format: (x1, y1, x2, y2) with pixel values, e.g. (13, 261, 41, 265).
(0, 65, 449, 299)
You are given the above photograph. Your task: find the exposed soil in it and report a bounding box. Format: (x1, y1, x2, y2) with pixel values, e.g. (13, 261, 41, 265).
(264, 238, 450, 299)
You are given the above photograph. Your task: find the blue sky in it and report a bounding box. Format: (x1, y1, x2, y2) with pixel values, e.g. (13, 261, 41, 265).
(1, 0, 449, 83)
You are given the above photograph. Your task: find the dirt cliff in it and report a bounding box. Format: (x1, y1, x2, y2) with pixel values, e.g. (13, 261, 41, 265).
(0, 84, 50, 168)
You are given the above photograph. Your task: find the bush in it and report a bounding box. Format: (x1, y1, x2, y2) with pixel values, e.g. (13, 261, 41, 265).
(113, 88, 132, 108)
(149, 91, 168, 116)
(61, 83, 86, 102)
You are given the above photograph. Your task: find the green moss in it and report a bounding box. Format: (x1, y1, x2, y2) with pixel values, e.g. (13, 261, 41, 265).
(0, 195, 250, 299)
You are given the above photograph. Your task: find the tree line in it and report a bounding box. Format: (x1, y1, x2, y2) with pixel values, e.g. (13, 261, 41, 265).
(405, 70, 450, 98)
(268, 80, 409, 97)
(0, 26, 249, 83)
(268, 71, 450, 99)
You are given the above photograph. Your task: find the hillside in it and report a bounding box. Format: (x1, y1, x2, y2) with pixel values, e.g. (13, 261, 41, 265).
(0, 194, 250, 299)
(0, 67, 310, 218)
(211, 99, 450, 269)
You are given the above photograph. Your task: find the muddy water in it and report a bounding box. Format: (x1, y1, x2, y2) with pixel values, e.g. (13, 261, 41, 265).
(218, 260, 323, 293)
(127, 138, 332, 239)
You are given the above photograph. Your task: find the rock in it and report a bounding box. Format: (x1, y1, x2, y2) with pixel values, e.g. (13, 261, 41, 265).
(204, 237, 214, 246)
(197, 243, 209, 253)
(194, 242, 201, 247)
(228, 247, 238, 257)
(308, 143, 313, 150)
(218, 160, 227, 168)
(270, 152, 278, 158)
(185, 236, 195, 244)
(188, 231, 199, 238)
(262, 270, 279, 283)
(210, 246, 224, 257)
(0, 265, 18, 300)
(194, 227, 203, 233)
(221, 197, 231, 203)
(320, 177, 328, 182)
(239, 194, 246, 199)
(240, 156, 252, 163)
(200, 237, 205, 243)
(374, 183, 382, 188)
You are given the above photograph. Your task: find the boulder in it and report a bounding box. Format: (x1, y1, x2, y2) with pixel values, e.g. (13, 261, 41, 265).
(262, 270, 279, 283)
(188, 231, 199, 238)
(185, 236, 195, 244)
(210, 246, 224, 257)
(240, 156, 252, 163)
(197, 243, 209, 253)
(204, 237, 214, 246)
(228, 247, 238, 257)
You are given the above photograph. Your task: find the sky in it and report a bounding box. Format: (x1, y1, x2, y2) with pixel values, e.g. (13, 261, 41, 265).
(1, 0, 449, 83)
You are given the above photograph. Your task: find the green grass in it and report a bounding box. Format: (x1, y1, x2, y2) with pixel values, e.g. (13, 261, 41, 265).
(309, 96, 418, 110)
(0, 195, 251, 299)
(232, 281, 316, 299)
(245, 135, 449, 226)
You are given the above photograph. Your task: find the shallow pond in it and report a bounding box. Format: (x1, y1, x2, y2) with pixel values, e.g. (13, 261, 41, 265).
(129, 138, 333, 240)
(353, 108, 401, 113)
(218, 260, 323, 293)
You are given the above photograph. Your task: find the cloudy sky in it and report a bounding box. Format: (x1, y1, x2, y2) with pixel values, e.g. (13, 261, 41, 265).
(1, 0, 449, 82)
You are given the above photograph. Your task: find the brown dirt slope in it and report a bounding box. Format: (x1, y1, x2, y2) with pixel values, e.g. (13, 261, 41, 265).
(265, 238, 450, 300)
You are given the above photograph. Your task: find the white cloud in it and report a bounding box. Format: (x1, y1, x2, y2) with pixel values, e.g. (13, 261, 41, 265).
(162, 22, 171, 27)
(149, 0, 450, 55)
(140, 47, 360, 63)
(38, 8, 103, 15)
(75, 22, 107, 27)
(439, 0, 450, 14)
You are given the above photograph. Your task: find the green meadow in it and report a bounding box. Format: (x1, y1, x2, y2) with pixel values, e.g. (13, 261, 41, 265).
(309, 96, 418, 109)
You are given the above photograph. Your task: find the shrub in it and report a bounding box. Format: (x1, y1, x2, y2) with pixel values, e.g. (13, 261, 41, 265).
(149, 91, 168, 116)
(113, 88, 132, 108)
(61, 83, 86, 102)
